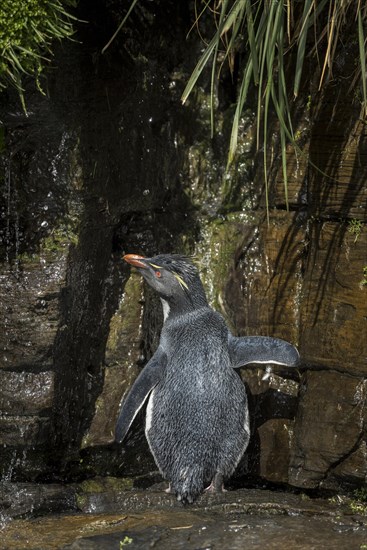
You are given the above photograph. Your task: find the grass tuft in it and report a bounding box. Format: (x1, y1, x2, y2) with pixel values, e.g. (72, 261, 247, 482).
(0, 0, 78, 111)
(180, 0, 367, 214)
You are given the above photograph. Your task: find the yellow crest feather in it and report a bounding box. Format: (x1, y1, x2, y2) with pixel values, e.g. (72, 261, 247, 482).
(173, 272, 189, 290)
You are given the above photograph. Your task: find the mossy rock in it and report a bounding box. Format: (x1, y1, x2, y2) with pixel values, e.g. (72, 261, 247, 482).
(78, 476, 134, 494)
(194, 212, 256, 311)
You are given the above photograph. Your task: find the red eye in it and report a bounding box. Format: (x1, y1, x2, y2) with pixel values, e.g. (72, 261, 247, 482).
(155, 271, 162, 278)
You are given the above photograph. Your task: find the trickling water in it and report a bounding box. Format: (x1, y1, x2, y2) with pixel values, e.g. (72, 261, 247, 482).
(1, 449, 17, 482)
(0, 449, 26, 528)
(4, 156, 11, 263)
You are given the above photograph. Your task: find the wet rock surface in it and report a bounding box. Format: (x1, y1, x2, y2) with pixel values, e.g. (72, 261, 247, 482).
(289, 371, 367, 489)
(1, 487, 367, 550)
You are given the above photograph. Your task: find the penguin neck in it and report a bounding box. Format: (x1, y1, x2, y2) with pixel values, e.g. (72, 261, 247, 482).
(160, 298, 171, 322)
(160, 291, 208, 322)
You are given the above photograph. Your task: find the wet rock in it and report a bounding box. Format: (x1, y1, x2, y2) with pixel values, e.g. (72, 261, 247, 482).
(236, 369, 299, 483)
(76, 477, 134, 513)
(0, 91, 81, 475)
(224, 210, 305, 345)
(0, 370, 53, 414)
(82, 273, 144, 448)
(299, 222, 367, 375)
(309, 92, 367, 221)
(194, 213, 255, 311)
(328, 440, 367, 487)
(0, 257, 67, 370)
(0, 416, 51, 446)
(273, 127, 310, 208)
(0, 481, 77, 520)
(1, 488, 367, 550)
(257, 419, 294, 484)
(81, 366, 134, 448)
(61, 512, 367, 550)
(289, 371, 366, 488)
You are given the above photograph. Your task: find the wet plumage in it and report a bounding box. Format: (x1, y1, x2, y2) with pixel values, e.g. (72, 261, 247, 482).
(116, 253, 300, 503)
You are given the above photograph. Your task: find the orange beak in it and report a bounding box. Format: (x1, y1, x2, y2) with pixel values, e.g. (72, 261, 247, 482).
(123, 254, 148, 268)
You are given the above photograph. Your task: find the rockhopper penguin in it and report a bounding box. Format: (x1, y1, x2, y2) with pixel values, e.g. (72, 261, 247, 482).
(116, 253, 300, 503)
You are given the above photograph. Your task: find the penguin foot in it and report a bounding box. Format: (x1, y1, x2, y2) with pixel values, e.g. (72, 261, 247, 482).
(204, 472, 226, 493)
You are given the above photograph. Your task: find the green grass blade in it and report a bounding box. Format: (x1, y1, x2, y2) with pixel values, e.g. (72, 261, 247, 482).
(358, 9, 367, 117)
(2, 65, 21, 86)
(182, 0, 248, 105)
(245, 0, 259, 84)
(46, 19, 73, 38)
(29, 22, 51, 44)
(16, 45, 50, 62)
(186, 0, 212, 40)
(277, 13, 293, 210)
(256, 0, 280, 149)
(294, 0, 313, 97)
(181, 32, 220, 104)
(49, 2, 80, 21)
(227, 60, 253, 165)
(6, 49, 28, 74)
(256, 4, 272, 149)
(278, 14, 294, 139)
(279, 124, 289, 210)
(210, 0, 229, 138)
(271, 86, 295, 144)
(217, 2, 246, 144)
(102, 0, 140, 54)
(263, 79, 272, 225)
(222, 2, 245, 67)
(220, 0, 248, 35)
(263, 0, 284, 222)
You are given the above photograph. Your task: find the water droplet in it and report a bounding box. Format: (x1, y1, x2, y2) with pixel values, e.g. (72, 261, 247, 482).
(41, 221, 48, 228)
(143, 189, 150, 196)
(262, 366, 273, 381)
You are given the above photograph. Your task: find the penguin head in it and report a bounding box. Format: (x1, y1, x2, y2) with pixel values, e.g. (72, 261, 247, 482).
(123, 253, 208, 313)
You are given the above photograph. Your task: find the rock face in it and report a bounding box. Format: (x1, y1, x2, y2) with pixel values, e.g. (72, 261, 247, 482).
(289, 371, 366, 489)
(0, 0, 366, 493)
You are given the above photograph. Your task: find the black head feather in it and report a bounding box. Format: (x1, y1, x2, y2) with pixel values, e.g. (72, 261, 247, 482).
(149, 254, 198, 285)
(140, 253, 208, 313)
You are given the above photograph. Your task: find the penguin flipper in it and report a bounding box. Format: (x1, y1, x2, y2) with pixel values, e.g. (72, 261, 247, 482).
(115, 348, 166, 443)
(228, 334, 300, 368)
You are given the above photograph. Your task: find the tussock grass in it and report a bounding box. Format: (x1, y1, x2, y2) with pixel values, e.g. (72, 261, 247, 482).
(181, 1, 367, 215)
(0, 0, 78, 111)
